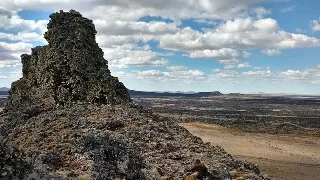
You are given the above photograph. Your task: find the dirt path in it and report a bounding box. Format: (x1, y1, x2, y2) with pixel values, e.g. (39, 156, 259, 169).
(180, 122, 320, 180)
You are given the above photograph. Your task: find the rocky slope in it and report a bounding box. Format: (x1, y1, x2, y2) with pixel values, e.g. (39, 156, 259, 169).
(0, 10, 265, 180)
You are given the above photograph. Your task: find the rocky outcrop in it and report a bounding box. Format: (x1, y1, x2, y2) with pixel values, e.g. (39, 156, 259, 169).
(0, 10, 266, 180)
(5, 10, 130, 115)
(0, 138, 31, 179)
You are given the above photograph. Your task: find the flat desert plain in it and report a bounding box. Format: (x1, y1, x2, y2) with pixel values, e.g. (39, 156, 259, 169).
(180, 122, 320, 180)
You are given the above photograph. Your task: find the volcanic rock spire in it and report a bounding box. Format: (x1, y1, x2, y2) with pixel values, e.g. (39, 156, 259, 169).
(5, 10, 131, 113)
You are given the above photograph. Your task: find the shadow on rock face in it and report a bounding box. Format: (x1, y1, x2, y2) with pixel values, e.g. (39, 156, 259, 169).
(0, 137, 32, 179)
(76, 129, 146, 179)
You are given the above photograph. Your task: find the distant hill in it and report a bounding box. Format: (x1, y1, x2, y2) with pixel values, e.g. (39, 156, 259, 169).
(0, 87, 9, 92)
(0, 89, 222, 98)
(129, 90, 222, 97)
(0, 91, 8, 96)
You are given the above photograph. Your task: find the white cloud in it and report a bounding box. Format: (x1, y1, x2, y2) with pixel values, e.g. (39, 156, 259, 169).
(251, 7, 271, 19)
(167, 66, 188, 71)
(103, 46, 167, 68)
(0, 41, 32, 52)
(190, 48, 240, 59)
(262, 49, 281, 56)
(209, 67, 320, 85)
(94, 19, 178, 36)
(280, 5, 296, 13)
(137, 70, 166, 80)
(0, 60, 20, 68)
(243, 69, 271, 76)
(211, 68, 239, 79)
(311, 19, 320, 31)
(237, 62, 251, 68)
(0, 41, 32, 68)
(189, 48, 241, 68)
(159, 17, 320, 52)
(137, 66, 205, 81)
(0, 32, 44, 42)
(0, 13, 47, 33)
(242, 51, 252, 58)
(1, 0, 264, 20)
(111, 71, 128, 78)
(210, 68, 276, 84)
(281, 70, 309, 80)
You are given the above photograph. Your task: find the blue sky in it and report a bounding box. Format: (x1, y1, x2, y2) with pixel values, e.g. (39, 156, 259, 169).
(0, 0, 320, 94)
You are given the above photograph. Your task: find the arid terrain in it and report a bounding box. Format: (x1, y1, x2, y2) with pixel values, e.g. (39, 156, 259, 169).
(132, 94, 320, 179)
(181, 122, 320, 180)
(2, 90, 320, 179)
(134, 94, 320, 135)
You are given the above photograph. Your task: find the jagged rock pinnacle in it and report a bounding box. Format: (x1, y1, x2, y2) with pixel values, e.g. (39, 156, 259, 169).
(5, 10, 131, 114)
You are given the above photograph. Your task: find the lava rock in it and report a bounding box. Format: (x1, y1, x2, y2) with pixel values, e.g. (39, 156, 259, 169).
(5, 10, 131, 115)
(0, 137, 31, 179)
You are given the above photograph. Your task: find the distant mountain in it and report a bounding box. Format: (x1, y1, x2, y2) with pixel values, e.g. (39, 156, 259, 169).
(129, 90, 222, 97)
(0, 87, 9, 92)
(0, 88, 222, 98)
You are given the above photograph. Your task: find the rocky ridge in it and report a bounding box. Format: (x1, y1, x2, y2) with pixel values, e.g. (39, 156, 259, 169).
(0, 10, 266, 179)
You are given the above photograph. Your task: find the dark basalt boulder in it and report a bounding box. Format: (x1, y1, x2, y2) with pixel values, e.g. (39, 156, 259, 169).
(5, 10, 130, 115)
(0, 138, 32, 179)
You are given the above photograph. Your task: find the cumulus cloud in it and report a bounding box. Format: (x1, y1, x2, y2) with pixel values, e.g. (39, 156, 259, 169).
(209, 67, 320, 85)
(137, 66, 205, 81)
(280, 5, 296, 13)
(311, 19, 320, 31)
(0, 60, 20, 68)
(237, 62, 251, 68)
(189, 48, 241, 68)
(111, 71, 128, 78)
(251, 7, 271, 19)
(103, 46, 168, 68)
(242, 51, 252, 58)
(190, 48, 240, 59)
(210, 68, 276, 84)
(95, 20, 178, 36)
(0, 42, 32, 68)
(0, 32, 44, 42)
(2, 0, 264, 20)
(0, 13, 47, 32)
(262, 49, 281, 56)
(281, 70, 309, 80)
(242, 69, 271, 76)
(159, 17, 320, 52)
(211, 68, 239, 79)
